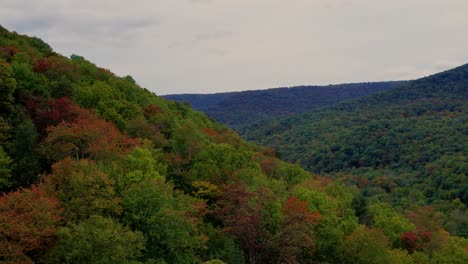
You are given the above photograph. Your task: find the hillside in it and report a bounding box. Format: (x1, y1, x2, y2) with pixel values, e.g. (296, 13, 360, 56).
(164, 82, 403, 130)
(0, 26, 466, 263)
(243, 64, 468, 236)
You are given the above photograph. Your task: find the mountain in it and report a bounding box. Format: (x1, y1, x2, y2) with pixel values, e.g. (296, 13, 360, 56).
(242, 64, 468, 236)
(0, 26, 466, 263)
(163, 82, 404, 130)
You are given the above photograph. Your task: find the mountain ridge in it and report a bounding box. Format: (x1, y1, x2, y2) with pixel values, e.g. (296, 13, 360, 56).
(163, 81, 405, 130)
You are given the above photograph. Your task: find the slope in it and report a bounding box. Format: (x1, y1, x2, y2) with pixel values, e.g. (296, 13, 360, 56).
(243, 64, 468, 235)
(164, 82, 403, 130)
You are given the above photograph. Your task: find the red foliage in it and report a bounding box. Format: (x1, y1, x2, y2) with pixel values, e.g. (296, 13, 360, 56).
(0, 185, 63, 262)
(282, 196, 321, 226)
(262, 148, 276, 158)
(0, 45, 19, 60)
(23, 96, 82, 132)
(214, 184, 269, 263)
(400, 231, 421, 253)
(277, 196, 321, 263)
(403, 206, 449, 254)
(257, 155, 279, 176)
(202, 127, 218, 137)
(43, 104, 141, 161)
(32, 58, 50, 73)
(358, 178, 370, 189)
(143, 104, 161, 119)
(420, 231, 432, 243)
(32, 56, 81, 81)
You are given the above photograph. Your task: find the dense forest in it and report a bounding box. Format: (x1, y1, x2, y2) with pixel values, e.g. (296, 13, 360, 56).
(163, 82, 403, 130)
(242, 64, 468, 238)
(0, 26, 467, 263)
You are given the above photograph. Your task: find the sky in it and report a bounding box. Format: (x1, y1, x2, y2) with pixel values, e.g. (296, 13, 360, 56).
(1, 0, 468, 95)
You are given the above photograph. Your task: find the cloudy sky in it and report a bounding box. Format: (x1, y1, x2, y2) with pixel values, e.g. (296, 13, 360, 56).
(2, 0, 468, 95)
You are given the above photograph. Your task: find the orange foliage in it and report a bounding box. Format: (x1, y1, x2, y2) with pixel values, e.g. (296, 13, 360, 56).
(0, 185, 63, 262)
(143, 104, 161, 119)
(202, 127, 218, 137)
(282, 196, 322, 226)
(43, 105, 140, 161)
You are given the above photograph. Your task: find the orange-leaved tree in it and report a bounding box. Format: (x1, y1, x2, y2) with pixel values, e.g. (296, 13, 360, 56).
(0, 185, 62, 263)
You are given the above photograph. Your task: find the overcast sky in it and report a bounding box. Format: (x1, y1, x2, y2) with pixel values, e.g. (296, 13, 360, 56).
(2, 0, 468, 95)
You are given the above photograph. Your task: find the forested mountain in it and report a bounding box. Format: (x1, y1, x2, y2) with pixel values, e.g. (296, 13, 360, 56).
(0, 26, 466, 263)
(163, 82, 403, 130)
(242, 64, 468, 237)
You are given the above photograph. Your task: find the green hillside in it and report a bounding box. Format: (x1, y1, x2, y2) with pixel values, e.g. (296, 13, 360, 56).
(0, 26, 466, 263)
(243, 64, 468, 236)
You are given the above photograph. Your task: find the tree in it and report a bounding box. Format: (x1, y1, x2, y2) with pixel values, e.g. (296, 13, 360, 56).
(40, 158, 121, 223)
(42, 106, 140, 161)
(341, 227, 392, 264)
(122, 178, 205, 263)
(0, 60, 16, 114)
(431, 236, 468, 264)
(23, 96, 82, 133)
(45, 215, 145, 264)
(368, 202, 415, 246)
(7, 116, 40, 187)
(401, 231, 422, 254)
(274, 196, 321, 263)
(213, 184, 272, 264)
(104, 145, 167, 193)
(0, 185, 62, 262)
(405, 206, 450, 254)
(0, 146, 13, 190)
(190, 143, 259, 185)
(201, 224, 245, 264)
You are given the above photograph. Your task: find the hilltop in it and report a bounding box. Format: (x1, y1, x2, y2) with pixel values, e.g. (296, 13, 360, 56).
(164, 82, 403, 130)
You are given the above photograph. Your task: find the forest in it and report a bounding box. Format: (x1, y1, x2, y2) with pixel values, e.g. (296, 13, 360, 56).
(0, 26, 467, 263)
(241, 64, 468, 238)
(163, 81, 403, 130)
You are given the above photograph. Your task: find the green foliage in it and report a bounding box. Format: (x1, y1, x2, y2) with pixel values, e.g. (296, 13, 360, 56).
(0, 60, 16, 113)
(122, 179, 205, 263)
(11, 61, 49, 96)
(241, 63, 468, 238)
(164, 82, 402, 130)
(431, 236, 468, 264)
(201, 224, 245, 264)
(294, 183, 359, 262)
(341, 226, 392, 264)
(190, 143, 260, 184)
(46, 215, 145, 264)
(7, 115, 40, 187)
(40, 158, 121, 223)
(0, 146, 13, 190)
(106, 145, 167, 193)
(368, 202, 415, 246)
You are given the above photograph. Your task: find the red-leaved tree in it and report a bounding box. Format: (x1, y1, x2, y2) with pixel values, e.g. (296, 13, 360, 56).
(42, 105, 140, 161)
(275, 196, 322, 263)
(0, 185, 62, 262)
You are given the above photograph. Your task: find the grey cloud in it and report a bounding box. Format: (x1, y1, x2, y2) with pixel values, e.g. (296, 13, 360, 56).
(189, 0, 215, 3)
(168, 30, 231, 49)
(193, 30, 231, 41)
(3, 0, 468, 95)
(6, 16, 56, 32)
